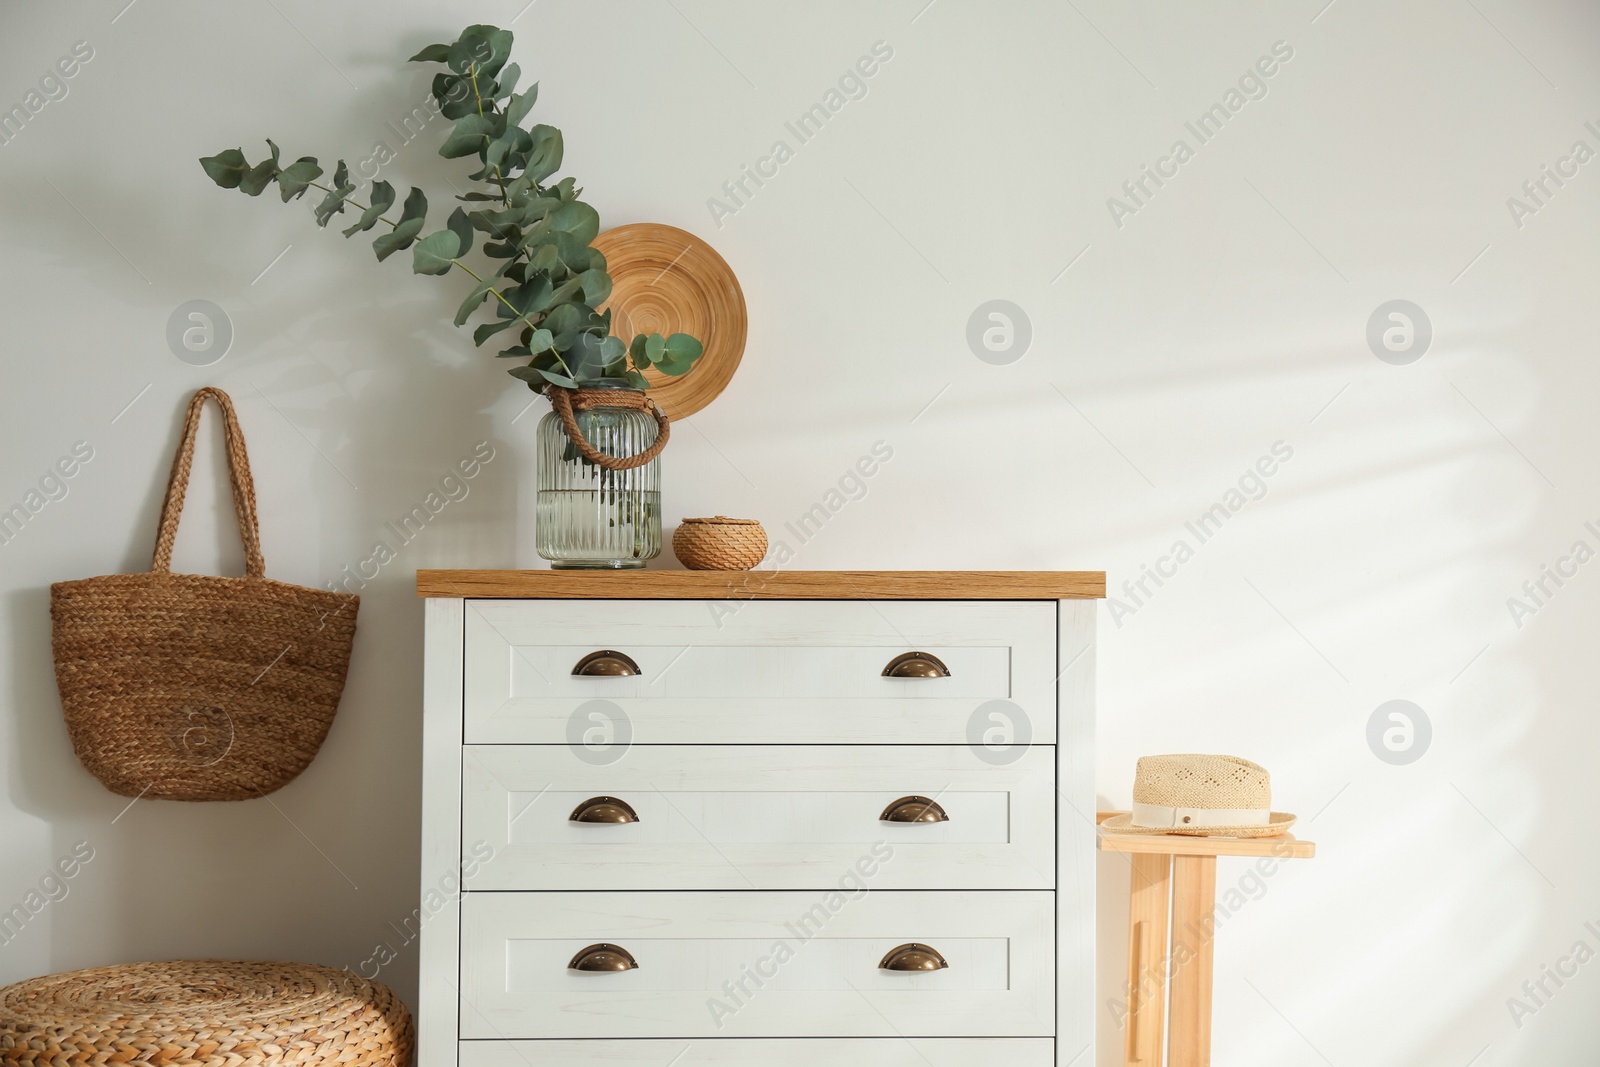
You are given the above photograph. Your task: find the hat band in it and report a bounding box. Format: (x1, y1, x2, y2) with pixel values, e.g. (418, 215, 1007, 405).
(1131, 802, 1271, 829)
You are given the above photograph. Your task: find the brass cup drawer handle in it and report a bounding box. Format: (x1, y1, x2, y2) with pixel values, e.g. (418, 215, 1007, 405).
(573, 650, 642, 676)
(880, 795, 949, 823)
(882, 652, 950, 678)
(570, 796, 640, 824)
(879, 943, 949, 971)
(569, 943, 639, 971)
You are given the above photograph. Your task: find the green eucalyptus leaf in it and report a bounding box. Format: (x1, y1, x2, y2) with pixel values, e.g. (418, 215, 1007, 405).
(553, 232, 594, 273)
(468, 206, 521, 233)
(313, 183, 354, 227)
(523, 124, 563, 183)
(527, 242, 563, 276)
(629, 334, 649, 369)
(496, 63, 521, 100)
(372, 217, 424, 261)
(199, 148, 249, 189)
(570, 332, 609, 376)
(446, 35, 483, 75)
(500, 274, 553, 319)
(448, 25, 512, 78)
(549, 199, 598, 245)
(537, 368, 578, 389)
(434, 73, 477, 119)
(664, 333, 703, 364)
(480, 28, 513, 78)
(239, 154, 280, 197)
(625, 370, 651, 390)
(548, 277, 584, 307)
(544, 303, 585, 348)
(576, 268, 612, 305)
(440, 114, 493, 159)
(527, 327, 554, 352)
(398, 186, 428, 224)
(455, 276, 497, 326)
(277, 156, 324, 201)
(645, 333, 666, 364)
(476, 319, 519, 346)
(656, 353, 694, 376)
(409, 43, 451, 62)
(342, 180, 395, 236)
(599, 335, 626, 363)
(447, 206, 473, 256)
(484, 127, 531, 172)
(412, 229, 461, 274)
(505, 85, 539, 129)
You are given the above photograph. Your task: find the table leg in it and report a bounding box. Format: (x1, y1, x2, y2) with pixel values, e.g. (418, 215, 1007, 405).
(1167, 854, 1217, 1067)
(1124, 853, 1171, 1067)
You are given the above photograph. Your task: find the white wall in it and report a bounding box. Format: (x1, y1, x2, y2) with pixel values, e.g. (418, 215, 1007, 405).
(3, 1, 1598, 1062)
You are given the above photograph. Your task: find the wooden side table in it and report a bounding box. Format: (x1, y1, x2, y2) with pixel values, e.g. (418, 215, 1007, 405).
(1097, 814, 1315, 1067)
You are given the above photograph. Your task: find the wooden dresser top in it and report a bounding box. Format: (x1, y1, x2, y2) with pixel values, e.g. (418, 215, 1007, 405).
(416, 570, 1106, 599)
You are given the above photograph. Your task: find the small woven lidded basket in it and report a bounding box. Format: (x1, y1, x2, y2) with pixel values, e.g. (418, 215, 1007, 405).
(49, 388, 359, 802)
(672, 516, 767, 570)
(0, 960, 412, 1067)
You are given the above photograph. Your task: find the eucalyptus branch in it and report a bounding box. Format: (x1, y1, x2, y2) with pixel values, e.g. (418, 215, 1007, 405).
(308, 182, 394, 228)
(198, 22, 704, 395)
(453, 261, 577, 379)
(467, 63, 512, 206)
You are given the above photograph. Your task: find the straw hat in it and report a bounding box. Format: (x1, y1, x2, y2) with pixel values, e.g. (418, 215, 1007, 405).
(1101, 754, 1295, 838)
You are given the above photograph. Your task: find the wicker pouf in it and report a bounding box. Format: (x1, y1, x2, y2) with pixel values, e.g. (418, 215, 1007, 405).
(0, 960, 412, 1067)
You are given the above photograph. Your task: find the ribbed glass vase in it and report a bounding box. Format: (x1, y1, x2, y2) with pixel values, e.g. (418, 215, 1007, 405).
(535, 386, 661, 569)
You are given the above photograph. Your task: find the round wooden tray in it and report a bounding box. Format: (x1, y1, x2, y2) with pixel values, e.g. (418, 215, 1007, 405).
(592, 223, 747, 420)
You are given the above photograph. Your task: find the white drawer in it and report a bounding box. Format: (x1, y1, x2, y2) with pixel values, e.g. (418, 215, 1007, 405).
(459, 1038, 1056, 1067)
(462, 744, 1056, 890)
(459, 890, 1055, 1039)
(463, 599, 1056, 744)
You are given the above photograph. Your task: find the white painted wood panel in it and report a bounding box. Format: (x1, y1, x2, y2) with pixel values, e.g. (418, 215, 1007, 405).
(462, 744, 1056, 890)
(459, 891, 1055, 1039)
(507, 937, 1009, 993)
(1057, 599, 1097, 1059)
(459, 1038, 1056, 1067)
(463, 600, 1056, 744)
(419, 598, 465, 1067)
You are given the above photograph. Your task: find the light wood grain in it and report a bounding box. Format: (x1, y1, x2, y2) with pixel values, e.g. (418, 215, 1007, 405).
(592, 223, 747, 420)
(1097, 820, 1316, 859)
(1125, 853, 1170, 1067)
(1168, 855, 1216, 1067)
(417, 569, 1106, 599)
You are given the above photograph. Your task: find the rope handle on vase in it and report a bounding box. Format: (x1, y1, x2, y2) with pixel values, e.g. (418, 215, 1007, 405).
(548, 387, 671, 471)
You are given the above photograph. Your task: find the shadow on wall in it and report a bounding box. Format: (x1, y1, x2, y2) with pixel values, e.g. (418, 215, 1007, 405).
(3, 235, 518, 1001)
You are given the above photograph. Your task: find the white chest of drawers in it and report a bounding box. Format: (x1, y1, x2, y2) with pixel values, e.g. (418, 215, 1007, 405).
(417, 570, 1104, 1067)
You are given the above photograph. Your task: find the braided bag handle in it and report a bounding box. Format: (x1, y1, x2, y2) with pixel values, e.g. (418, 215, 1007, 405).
(151, 387, 265, 577)
(548, 387, 670, 471)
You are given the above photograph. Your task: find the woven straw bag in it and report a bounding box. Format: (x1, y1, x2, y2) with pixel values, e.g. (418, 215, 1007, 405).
(0, 960, 412, 1067)
(49, 388, 359, 802)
